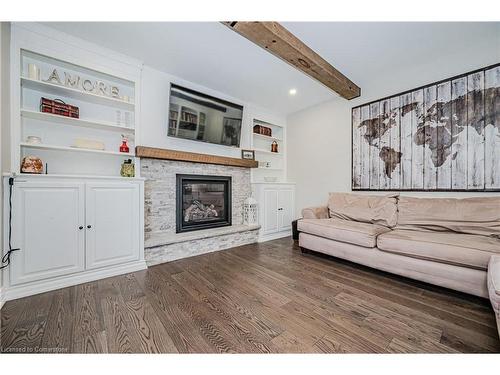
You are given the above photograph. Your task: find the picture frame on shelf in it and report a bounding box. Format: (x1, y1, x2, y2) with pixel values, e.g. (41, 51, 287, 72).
(241, 149, 255, 160)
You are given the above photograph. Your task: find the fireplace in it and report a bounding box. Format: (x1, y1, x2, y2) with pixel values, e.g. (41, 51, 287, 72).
(176, 174, 232, 233)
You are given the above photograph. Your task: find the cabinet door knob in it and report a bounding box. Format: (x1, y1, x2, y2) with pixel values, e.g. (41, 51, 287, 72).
(87, 225, 92, 229)
(79, 226, 83, 230)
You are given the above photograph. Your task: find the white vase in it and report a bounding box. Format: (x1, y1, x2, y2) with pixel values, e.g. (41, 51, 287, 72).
(28, 63, 40, 80)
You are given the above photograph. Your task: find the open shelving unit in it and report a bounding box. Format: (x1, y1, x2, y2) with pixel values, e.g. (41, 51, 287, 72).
(20, 142, 135, 157)
(251, 119, 286, 183)
(21, 76, 135, 110)
(21, 109, 135, 133)
(16, 49, 139, 178)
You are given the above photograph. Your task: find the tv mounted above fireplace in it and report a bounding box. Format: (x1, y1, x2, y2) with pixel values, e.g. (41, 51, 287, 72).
(168, 84, 244, 147)
(176, 174, 232, 233)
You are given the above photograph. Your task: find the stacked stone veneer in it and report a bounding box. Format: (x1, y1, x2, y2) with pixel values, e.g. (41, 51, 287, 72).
(141, 158, 259, 265)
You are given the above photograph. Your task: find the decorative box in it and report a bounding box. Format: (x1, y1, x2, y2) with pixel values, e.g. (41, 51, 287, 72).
(253, 124, 272, 137)
(73, 138, 105, 150)
(21, 156, 43, 174)
(40, 97, 79, 118)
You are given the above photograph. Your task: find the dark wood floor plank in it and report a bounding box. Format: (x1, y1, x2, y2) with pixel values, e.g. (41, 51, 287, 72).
(172, 271, 278, 353)
(193, 263, 326, 347)
(122, 296, 179, 353)
(72, 282, 106, 353)
(185, 268, 285, 341)
(273, 243, 495, 325)
(1, 291, 54, 353)
(40, 288, 75, 353)
(1, 237, 499, 353)
(262, 249, 496, 339)
(157, 271, 258, 353)
(290, 251, 496, 328)
(97, 277, 138, 353)
(1, 297, 29, 352)
(271, 331, 317, 353)
(133, 267, 220, 353)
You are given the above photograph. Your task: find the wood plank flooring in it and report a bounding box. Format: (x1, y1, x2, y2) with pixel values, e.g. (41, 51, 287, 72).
(1, 237, 499, 353)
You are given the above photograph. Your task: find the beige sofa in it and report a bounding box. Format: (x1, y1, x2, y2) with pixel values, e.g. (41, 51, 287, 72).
(488, 256, 500, 337)
(298, 193, 500, 300)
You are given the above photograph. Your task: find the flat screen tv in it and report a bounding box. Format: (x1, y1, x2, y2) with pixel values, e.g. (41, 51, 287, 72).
(168, 84, 244, 147)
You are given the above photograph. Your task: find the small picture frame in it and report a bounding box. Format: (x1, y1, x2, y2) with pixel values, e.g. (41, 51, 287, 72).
(241, 149, 255, 160)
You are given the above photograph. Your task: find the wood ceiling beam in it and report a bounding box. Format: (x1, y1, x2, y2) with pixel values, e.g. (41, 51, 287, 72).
(222, 21, 361, 100)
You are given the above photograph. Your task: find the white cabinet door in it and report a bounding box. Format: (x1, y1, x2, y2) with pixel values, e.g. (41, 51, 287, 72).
(10, 182, 85, 285)
(262, 188, 279, 235)
(85, 183, 140, 269)
(278, 188, 295, 231)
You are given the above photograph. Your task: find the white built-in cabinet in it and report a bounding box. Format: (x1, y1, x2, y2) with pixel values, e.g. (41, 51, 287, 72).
(253, 183, 295, 242)
(10, 181, 86, 285)
(8, 178, 145, 290)
(85, 183, 140, 269)
(2, 25, 146, 301)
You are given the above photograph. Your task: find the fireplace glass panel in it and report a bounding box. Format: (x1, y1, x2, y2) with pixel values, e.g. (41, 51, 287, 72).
(176, 175, 231, 233)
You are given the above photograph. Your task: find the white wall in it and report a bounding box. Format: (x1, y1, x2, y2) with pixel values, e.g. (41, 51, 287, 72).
(139, 65, 286, 159)
(0, 22, 11, 308)
(287, 30, 500, 217)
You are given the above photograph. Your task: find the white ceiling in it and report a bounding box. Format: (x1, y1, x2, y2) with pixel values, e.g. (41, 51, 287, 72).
(43, 22, 499, 115)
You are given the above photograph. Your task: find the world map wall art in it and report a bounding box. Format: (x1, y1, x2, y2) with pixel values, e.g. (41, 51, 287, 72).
(351, 63, 500, 191)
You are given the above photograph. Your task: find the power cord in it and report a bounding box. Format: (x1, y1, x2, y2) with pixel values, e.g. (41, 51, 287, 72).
(0, 177, 20, 270)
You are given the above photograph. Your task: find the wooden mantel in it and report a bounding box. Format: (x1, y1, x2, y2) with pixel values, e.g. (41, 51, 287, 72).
(136, 146, 259, 168)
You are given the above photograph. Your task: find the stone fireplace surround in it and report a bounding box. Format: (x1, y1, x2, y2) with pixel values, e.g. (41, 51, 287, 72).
(141, 157, 260, 266)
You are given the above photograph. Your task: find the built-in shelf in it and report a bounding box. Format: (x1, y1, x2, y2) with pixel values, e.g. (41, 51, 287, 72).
(21, 77, 135, 110)
(251, 118, 286, 184)
(21, 109, 135, 134)
(252, 133, 283, 142)
(254, 148, 282, 155)
(20, 142, 135, 157)
(14, 48, 139, 179)
(254, 121, 283, 129)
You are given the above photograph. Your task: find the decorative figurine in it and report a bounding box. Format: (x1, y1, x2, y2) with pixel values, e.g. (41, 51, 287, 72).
(120, 159, 135, 177)
(21, 156, 43, 174)
(271, 141, 279, 153)
(119, 134, 130, 153)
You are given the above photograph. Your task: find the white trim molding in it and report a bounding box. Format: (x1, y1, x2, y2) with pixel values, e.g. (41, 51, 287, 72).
(0, 287, 5, 310)
(257, 230, 292, 243)
(3, 260, 147, 302)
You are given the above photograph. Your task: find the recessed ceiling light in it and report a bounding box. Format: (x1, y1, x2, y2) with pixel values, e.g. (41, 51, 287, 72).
(289, 88, 297, 96)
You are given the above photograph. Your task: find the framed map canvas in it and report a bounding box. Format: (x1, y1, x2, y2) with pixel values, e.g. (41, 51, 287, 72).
(352, 63, 500, 191)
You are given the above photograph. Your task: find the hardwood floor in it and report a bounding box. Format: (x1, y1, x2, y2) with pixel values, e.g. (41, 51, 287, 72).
(1, 237, 499, 353)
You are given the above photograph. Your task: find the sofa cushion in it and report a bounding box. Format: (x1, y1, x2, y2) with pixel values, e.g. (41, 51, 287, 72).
(327, 192, 398, 228)
(377, 229, 500, 270)
(302, 205, 329, 219)
(298, 218, 391, 248)
(396, 196, 500, 237)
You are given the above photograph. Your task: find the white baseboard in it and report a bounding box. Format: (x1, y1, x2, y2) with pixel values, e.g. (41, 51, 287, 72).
(258, 230, 292, 243)
(3, 260, 147, 302)
(0, 287, 5, 310)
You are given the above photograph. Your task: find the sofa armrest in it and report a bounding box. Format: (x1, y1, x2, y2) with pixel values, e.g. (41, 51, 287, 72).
(489, 256, 500, 297)
(302, 206, 329, 219)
